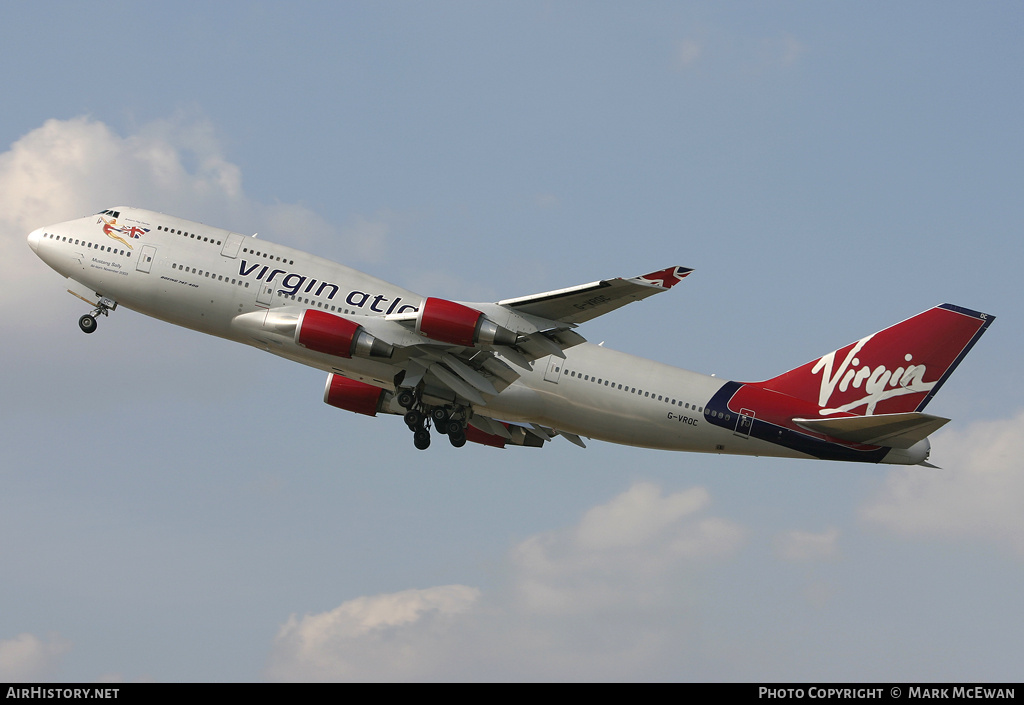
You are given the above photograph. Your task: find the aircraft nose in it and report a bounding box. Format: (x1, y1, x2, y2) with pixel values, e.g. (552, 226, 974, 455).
(27, 227, 43, 253)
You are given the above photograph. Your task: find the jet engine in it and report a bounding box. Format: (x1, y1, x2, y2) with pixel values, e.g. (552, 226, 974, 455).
(297, 309, 393, 359)
(415, 297, 518, 347)
(323, 374, 386, 416)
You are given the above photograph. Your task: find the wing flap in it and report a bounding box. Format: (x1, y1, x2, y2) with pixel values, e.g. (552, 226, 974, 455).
(439, 353, 499, 396)
(794, 412, 950, 449)
(428, 363, 487, 406)
(470, 415, 514, 440)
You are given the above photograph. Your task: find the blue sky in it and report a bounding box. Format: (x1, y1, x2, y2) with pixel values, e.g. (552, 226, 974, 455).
(2, 2, 1022, 681)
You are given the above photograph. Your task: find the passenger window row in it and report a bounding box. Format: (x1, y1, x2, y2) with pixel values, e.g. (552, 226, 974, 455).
(42, 232, 131, 257)
(170, 262, 250, 288)
(554, 364, 720, 417)
(155, 228, 298, 269)
(243, 246, 294, 266)
(157, 225, 222, 247)
(280, 293, 355, 315)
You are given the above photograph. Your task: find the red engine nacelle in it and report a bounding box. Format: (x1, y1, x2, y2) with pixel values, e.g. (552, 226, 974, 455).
(297, 309, 393, 358)
(323, 374, 386, 416)
(415, 297, 517, 347)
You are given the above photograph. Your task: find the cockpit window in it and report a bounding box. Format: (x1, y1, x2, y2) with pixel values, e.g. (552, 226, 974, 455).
(96, 209, 121, 218)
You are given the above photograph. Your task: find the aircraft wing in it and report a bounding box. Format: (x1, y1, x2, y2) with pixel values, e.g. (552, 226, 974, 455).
(246, 266, 693, 446)
(362, 265, 694, 406)
(496, 266, 693, 324)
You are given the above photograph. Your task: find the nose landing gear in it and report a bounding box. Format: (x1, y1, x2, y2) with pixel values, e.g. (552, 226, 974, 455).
(77, 297, 117, 334)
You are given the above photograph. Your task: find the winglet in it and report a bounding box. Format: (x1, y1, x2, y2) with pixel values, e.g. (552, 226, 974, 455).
(633, 266, 693, 289)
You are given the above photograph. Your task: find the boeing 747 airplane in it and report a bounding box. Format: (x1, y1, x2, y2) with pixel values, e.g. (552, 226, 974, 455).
(28, 208, 994, 462)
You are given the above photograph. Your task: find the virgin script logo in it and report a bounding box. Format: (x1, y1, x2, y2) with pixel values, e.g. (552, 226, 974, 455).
(810, 334, 934, 416)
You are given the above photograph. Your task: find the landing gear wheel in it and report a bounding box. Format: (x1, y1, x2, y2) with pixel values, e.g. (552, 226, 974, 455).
(428, 408, 448, 434)
(79, 315, 97, 334)
(397, 390, 415, 409)
(448, 430, 467, 448)
(404, 410, 423, 429)
(414, 430, 431, 450)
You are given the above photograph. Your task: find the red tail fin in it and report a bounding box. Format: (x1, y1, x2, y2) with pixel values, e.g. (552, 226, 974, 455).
(759, 304, 994, 416)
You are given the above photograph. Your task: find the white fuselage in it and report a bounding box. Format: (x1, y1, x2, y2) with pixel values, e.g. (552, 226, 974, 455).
(26, 207, 848, 461)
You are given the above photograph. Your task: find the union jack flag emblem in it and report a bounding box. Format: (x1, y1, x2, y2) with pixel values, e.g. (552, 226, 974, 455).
(637, 266, 693, 289)
(99, 217, 149, 249)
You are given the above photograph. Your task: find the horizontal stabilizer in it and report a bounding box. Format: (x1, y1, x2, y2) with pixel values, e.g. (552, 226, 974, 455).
(794, 412, 949, 449)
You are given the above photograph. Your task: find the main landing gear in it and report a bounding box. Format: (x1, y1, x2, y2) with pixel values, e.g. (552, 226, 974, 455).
(78, 297, 117, 334)
(397, 388, 469, 450)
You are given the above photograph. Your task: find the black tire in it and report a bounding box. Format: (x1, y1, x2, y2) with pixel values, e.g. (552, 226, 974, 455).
(414, 430, 431, 450)
(397, 390, 415, 409)
(449, 431, 467, 448)
(404, 410, 422, 429)
(79, 315, 97, 334)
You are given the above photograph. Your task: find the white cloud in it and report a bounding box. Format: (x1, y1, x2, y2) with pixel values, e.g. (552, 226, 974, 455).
(672, 32, 803, 75)
(774, 527, 840, 562)
(334, 210, 402, 264)
(861, 411, 1024, 556)
(675, 39, 703, 70)
(762, 35, 804, 68)
(0, 632, 71, 681)
(1, 116, 239, 244)
(512, 483, 743, 615)
(574, 482, 708, 550)
(0, 115, 383, 328)
(266, 585, 481, 682)
(265, 482, 745, 681)
(534, 193, 561, 209)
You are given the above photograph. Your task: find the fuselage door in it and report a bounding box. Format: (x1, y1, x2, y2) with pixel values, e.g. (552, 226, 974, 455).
(256, 282, 274, 307)
(543, 355, 562, 383)
(735, 408, 755, 438)
(136, 245, 157, 273)
(221, 233, 244, 259)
